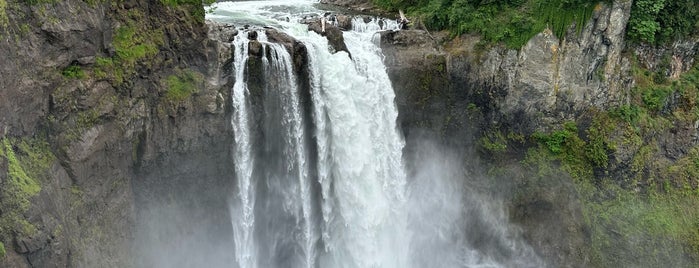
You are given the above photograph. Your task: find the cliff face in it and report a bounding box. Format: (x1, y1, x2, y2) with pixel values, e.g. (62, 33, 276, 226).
(0, 1, 233, 267)
(377, 1, 699, 267)
(325, 0, 699, 267)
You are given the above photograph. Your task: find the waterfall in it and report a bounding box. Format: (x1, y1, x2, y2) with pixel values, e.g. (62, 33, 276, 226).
(230, 32, 257, 268)
(215, 1, 544, 268)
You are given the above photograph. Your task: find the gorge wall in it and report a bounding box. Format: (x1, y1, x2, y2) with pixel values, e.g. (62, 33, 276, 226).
(0, 1, 234, 267)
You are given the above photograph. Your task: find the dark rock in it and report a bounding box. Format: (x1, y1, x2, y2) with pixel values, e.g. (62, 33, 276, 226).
(307, 19, 350, 56)
(336, 15, 352, 30)
(265, 28, 309, 72)
(0, 1, 235, 267)
(247, 30, 258, 40)
(248, 40, 264, 57)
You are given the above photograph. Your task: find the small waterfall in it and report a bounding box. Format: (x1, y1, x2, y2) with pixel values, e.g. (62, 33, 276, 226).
(230, 32, 257, 268)
(351, 17, 399, 32)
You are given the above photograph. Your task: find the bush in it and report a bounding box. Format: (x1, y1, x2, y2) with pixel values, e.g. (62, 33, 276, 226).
(374, 0, 600, 48)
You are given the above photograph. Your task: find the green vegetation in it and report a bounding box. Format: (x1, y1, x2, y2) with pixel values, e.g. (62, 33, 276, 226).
(94, 10, 164, 85)
(375, 0, 696, 47)
(0, 137, 55, 247)
(480, 130, 508, 153)
(160, 0, 216, 23)
(0, 241, 5, 259)
(62, 65, 86, 79)
(512, 61, 699, 265)
(373, 0, 602, 48)
(165, 69, 203, 102)
(628, 0, 699, 44)
(0, 0, 8, 28)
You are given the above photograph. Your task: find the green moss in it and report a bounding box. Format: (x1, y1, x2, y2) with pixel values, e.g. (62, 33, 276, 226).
(582, 181, 699, 266)
(93, 10, 164, 85)
(0, 137, 54, 242)
(2, 139, 41, 196)
(61, 65, 85, 79)
(159, 0, 215, 23)
(0, 0, 8, 28)
(165, 69, 203, 102)
(480, 130, 508, 153)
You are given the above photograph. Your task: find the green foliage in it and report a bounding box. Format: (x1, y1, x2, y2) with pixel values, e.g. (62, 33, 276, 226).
(582, 181, 699, 266)
(61, 65, 85, 79)
(585, 113, 615, 168)
(610, 104, 641, 125)
(165, 69, 203, 102)
(0, 137, 54, 243)
(628, 0, 699, 44)
(112, 25, 160, 70)
(94, 15, 163, 85)
(374, 0, 600, 48)
(480, 131, 508, 153)
(533, 122, 580, 154)
(531, 122, 592, 179)
(0, 241, 5, 259)
(160, 0, 215, 23)
(0, 0, 8, 28)
(519, 60, 699, 266)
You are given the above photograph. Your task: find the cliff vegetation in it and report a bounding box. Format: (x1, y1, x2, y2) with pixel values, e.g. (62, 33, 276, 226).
(374, 0, 697, 48)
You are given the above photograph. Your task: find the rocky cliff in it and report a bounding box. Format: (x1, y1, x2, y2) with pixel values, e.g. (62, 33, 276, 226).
(1, 0, 698, 267)
(0, 1, 234, 266)
(323, 0, 699, 267)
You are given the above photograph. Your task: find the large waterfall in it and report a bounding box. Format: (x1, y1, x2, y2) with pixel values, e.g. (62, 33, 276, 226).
(208, 1, 544, 267)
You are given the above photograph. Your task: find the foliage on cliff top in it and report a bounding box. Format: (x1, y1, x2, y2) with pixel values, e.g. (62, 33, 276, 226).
(627, 0, 699, 45)
(0, 137, 54, 247)
(160, 0, 216, 23)
(373, 0, 600, 48)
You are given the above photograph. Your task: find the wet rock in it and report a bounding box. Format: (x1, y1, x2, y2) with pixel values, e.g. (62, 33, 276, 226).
(206, 21, 238, 43)
(265, 28, 309, 71)
(247, 30, 258, 40)
(248, 40, 264, 57)
(307, 19, 350, 56)
(336, 15, 352, 30)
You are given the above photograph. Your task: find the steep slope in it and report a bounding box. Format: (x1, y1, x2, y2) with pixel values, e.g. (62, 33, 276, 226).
(0, 1, 233, 266)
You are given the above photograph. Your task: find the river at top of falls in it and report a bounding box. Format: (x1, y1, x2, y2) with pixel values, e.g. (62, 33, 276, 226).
(207, 1, 544, 268)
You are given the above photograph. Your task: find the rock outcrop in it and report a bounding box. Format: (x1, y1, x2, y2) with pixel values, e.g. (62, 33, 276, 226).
(0, 1, 235, 267)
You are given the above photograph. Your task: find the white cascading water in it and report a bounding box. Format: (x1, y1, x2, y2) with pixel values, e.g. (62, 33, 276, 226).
(210, 1, 544, 268)
(230, 31, 257, 268)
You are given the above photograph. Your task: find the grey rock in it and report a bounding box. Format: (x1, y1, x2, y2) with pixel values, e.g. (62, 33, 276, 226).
(307, 19, 351, 56)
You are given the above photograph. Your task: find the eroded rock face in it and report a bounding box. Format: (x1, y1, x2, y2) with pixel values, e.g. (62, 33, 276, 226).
(0, 1, 235, 267)
(375, 1, 634, 267)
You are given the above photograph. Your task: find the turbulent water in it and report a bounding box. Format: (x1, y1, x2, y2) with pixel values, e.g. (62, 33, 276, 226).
(207, 1, 544, 267)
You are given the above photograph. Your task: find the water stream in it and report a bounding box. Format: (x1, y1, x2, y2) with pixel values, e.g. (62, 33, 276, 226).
(209, 1, 543, 267)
